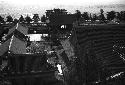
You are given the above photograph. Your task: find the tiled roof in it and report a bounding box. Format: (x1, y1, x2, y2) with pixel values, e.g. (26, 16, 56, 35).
(73, 24, 125, 80)
(0, 23, 28, 56)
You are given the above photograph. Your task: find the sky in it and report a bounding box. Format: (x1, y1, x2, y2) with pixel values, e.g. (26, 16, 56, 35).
(0, 0, 125, 18)
(1, 0, 125, 7)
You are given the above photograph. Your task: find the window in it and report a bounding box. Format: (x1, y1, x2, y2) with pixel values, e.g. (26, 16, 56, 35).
(61, 25, 66, 29)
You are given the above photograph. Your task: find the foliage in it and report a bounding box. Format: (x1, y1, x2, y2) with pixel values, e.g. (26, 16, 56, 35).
(92, 14, 97, 21)
(6, 15, 13, 22)
(19, 15, 24, 22)
(107, 11, 116, 20)
(99, 9, 105, 21)
(82, 12, 90, 20)
(120, 11, 125, 21)
(32, 14, 40, 22)
(75, 10, 81, 21)
(25, 15, 32, 23)
(0, 16, 4, 23)
(41, 15, 46, 22)
(13, 18, 18, 24)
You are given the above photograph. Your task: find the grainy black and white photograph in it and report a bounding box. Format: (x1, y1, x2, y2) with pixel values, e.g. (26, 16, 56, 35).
(0, 0, 125, 85)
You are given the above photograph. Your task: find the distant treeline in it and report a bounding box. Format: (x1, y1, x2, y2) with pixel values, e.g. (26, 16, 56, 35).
(0, 8, 125, 24)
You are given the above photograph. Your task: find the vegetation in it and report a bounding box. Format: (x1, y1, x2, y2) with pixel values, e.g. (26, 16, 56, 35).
(6, 15, 13, 23)
(19, 15, 25, 23)
(32, 14, 40, 22)
(41, 15, 46, 22)
(0, 8, 125, 85)
(0, 8, 125, 24)
(25, 15, 32, 23)
(0, 16, 5, 23)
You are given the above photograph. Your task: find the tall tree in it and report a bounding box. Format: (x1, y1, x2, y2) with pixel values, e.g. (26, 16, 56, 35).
(0, 16, 4, 23)
(107, 11, 116, 21)
(19, 15, 24, 23)
(25, 15, 32, 23)
(75, 10, 81, 21)
(6, 15, 13, 22)
(32, 14, 40, 22)
(92, 14, 97, 21)
(13, 18, 19, 24)
(41, 15, 46, 22)
(99, 9, 105, 21)
(82, 12, 89, 20)
(120, 11, 125, 21)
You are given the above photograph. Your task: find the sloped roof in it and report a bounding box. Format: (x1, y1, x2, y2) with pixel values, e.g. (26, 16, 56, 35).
(0, 23, 28, 55)
(0, 38, 11, 56)
(7, 25, 16, 36)
(16, 23, 28, 35)
(9, 36, 27, 54)
(73, 24, 125, 81)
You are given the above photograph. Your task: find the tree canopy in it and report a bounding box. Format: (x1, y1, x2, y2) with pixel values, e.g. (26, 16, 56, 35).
(25, 15, 32, 23)
(6, 15, 13, 22)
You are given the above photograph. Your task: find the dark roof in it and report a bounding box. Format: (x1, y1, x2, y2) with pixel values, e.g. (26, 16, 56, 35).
(0, 38, 11, 56)
(0, 23, 28, 56)
(49, 14, 76, 25)
(73, 24, 125, 80)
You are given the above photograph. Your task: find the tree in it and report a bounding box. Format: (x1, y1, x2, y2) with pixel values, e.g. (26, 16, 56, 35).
(75, 10, 81, 21)
(6, 15, 13, 22)
(120, 11, 125, 21)
(19, 15, 24, 23)
(41, 15, 46, 22)
(113, 12, 120, 22)
(99, 9, 105, 21)
(32, 14, 40, 22)
(107, 11, 116, 20)
(25, 15, 32, 23)
(13, 18, 18, 24)
(0, 16, 4, 23)
(92, 14, 97, 21)
(82, 12, 90, 20)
